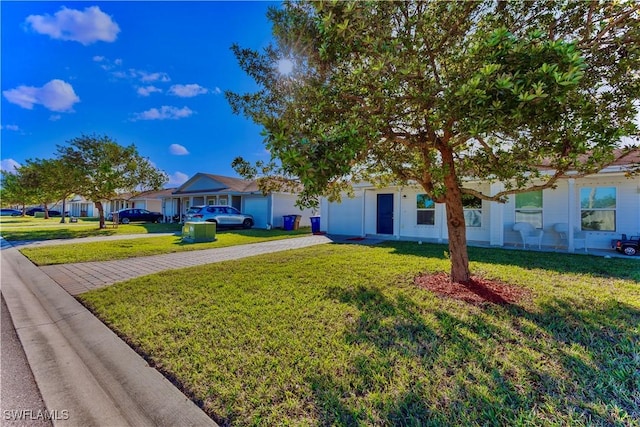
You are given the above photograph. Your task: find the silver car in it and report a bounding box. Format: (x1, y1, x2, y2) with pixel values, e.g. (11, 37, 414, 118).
(185, 205, 254, 229)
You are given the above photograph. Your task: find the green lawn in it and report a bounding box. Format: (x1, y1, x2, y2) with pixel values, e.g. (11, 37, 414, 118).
(19, 228, 312, 265)
(0, 216, 182, 240)
(79, 242, 640, 426)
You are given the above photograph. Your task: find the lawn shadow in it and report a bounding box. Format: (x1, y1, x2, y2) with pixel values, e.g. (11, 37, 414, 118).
(515, 298, 640, 420)
(313, 284, 640, 424)
(136, 223, 182, 234)
(313, 285, 532, 424)
(379, 241, 639, 282)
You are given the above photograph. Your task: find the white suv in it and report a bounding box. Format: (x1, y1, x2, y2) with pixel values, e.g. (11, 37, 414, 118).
(185, 205, 254, 229)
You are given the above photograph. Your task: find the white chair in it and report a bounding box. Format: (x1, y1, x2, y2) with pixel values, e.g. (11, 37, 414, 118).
(513, 222, 544, 249)
(552, 223, 588, 252)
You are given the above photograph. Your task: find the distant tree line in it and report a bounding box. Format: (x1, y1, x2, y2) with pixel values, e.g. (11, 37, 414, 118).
(0, 134, 167, 229)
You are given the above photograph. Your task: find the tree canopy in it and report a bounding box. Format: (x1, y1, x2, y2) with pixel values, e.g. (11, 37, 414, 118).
(57, 134, 167, 228)
(228, 0, 640, 282)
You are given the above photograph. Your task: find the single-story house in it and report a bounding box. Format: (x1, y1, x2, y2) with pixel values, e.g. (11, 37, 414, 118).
(67, 189, 176, 218)
(319, 151, 640, 252)
(163, 173, 315, 229)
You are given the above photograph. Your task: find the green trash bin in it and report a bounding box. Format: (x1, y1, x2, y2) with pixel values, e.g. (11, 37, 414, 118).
(182, 221, 216, 243)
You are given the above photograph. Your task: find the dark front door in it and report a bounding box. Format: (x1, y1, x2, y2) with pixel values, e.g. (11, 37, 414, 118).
(377, 194, 394, 234)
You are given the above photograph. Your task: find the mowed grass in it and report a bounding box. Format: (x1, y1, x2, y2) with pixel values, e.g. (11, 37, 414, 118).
(79, 242, 640, 426)
(19, 228, 312, 265)
(1, 216, 182, 240)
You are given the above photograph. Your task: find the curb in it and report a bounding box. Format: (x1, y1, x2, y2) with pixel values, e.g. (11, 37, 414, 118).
(1, 243, 217, 427)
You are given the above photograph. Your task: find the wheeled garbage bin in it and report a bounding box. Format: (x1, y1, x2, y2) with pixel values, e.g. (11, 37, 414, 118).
(283, 215, 295, 231)
(310, 216, 321, 234)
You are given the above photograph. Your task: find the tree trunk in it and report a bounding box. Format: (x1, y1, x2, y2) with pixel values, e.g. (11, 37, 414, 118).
(96, 201, 106, 229)
(60, 198, 66, 223)
(444, 189, 471, 283)
(441, 146, 471, 284)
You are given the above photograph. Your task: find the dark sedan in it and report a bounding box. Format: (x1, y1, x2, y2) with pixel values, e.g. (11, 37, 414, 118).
(107, 208, 163, 224)
(0, 208, 21, 216)
(25, 207, 62, 216)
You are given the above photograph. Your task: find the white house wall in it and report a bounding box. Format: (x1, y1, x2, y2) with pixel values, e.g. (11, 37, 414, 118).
(575, 175, 639, 248)
(271, 193, 315, 228)
(323, 173, 639, 251)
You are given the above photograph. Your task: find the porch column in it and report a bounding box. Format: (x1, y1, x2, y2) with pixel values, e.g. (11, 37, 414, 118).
(567, 178, 576, 252)
(395, 188, 402, 239)
(361, 189, 366, 238)
(489, 182, 505, 246)
(437, 203, 445, 243)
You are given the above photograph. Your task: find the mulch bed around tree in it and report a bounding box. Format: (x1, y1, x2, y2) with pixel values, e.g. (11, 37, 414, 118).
(414, 272, 531, 306)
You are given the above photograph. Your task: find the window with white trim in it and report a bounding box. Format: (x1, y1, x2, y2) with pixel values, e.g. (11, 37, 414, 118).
(462, 194, 482, 227)
(580, 187, 616, 231)
(515, 191, 543, 229)
(416, 195, 435, 225)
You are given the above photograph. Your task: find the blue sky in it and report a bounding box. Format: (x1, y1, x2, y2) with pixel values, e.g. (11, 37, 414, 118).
(1, 1, 278, 187)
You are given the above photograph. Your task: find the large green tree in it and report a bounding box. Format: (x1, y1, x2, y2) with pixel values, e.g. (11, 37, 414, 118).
(57, 134, 168, 228)
(228, 0, 640, 283)
(16, 158, 81, 221)
(0, 169, 35, 215)
(17, 159, 60, 219)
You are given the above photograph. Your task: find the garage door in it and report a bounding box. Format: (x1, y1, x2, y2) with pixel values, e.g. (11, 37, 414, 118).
(243, 197, 269, 229)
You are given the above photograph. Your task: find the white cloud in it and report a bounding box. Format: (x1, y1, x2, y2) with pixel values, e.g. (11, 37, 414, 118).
(167, 171, 189, 186)
(169, 144, 189, 155)
(132, 106, 193, 121)
(1, 124, 20, 131)
(137, 71, 170, 83)
(49, 114, 62, 121)
(1, 159, 21, 173)
(168, 84, 208, 98)
(3, 79, 80, 112)
(25, 6, 120, 45)
(93, 55, 105, 62)
(137, 85, 162, 97)
(213, 87, 222, 95)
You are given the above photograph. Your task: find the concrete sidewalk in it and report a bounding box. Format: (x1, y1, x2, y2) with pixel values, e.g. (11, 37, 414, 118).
(38, 235, 333, 295)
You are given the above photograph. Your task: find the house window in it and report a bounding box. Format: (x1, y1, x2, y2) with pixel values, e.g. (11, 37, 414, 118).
(207, 197, 216, 206)
(219, 197, 228, 206)
(462, 194, 482, 227)
(580, 187, 616, 231)
(515, 191, 543, 229)
(417, 194, 435, 225)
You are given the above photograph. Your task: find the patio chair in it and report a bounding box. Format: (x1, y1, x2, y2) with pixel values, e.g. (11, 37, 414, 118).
(513, 222, 544, 249)
(552, 223, 587, 252)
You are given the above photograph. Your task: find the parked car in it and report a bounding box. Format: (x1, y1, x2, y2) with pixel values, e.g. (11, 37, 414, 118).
(0, 208, 21, 216)
(611, 234, 639, 256)
(185, 205, 254, 229)
(25, 207, 63, 216)
(107, 208, 163, 224)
